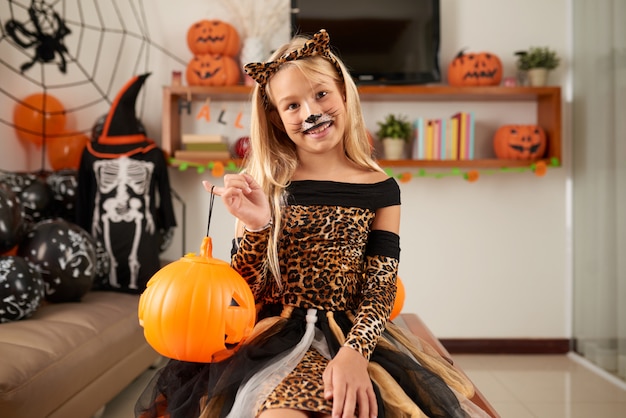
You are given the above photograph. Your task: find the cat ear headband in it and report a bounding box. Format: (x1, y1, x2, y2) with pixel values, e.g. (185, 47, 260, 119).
(243, 29, 343, 107)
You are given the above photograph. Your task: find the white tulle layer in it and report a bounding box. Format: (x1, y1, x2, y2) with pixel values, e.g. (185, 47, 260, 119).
(226, 309, 320, 418)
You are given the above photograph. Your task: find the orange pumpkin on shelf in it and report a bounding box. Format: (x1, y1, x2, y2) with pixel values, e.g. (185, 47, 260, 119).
(493, 124, 547, 160)
(186, 54, 241, 86)
(186, 19, 240, 56)
(447, 50, 503, 87)
(138, 236, 256, 363)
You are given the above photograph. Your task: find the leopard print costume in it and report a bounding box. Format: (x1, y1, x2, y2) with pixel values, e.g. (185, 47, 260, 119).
(231, 178, 400, 414)
(136, 178, 483, 418)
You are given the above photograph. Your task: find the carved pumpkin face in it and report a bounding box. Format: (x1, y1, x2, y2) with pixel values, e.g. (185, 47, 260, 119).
(139, 237, 256, 362)
(186, 54, 241, 86)
(493, 124, 547, 160)
(447, 50, 503, 87)
(186, 19, 240, 56)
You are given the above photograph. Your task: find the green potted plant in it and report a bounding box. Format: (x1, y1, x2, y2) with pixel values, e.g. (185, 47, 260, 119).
(515, 47, 560, 86)
(376, 114, 413, 160)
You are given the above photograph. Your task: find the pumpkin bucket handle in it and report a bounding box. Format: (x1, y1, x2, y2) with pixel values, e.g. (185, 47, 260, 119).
(199, 186, 216, 259)
(206, 185, 216, 237)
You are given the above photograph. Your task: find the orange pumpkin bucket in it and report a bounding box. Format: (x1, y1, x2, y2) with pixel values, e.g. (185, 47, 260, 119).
(138, 190, 255, 363)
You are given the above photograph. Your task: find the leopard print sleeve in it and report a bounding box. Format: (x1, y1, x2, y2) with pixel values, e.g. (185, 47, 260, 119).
(231, 228, 271, 300)
(343, 230, 400, 360)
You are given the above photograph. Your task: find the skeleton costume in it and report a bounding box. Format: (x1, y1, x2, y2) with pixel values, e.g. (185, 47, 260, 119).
(135, 31, 489, 417)
(76, 74, 176, 294)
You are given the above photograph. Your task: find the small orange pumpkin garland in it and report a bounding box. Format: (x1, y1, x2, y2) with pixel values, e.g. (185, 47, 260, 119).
(493, 124, 547, 160)
(138, 236, 256, 363)
(186, 54, 241, 86)
(447, 50, 503, 87)
(186, 19, 241, 56)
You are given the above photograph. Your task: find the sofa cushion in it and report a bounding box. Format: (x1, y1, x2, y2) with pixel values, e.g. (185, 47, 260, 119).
(0, 291, 156, 418)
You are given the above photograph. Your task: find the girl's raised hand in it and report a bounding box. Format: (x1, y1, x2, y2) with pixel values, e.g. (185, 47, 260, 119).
(203, 173, 271, 230)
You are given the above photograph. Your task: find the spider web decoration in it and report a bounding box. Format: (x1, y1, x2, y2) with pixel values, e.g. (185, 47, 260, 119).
(0, 0, 187, 170)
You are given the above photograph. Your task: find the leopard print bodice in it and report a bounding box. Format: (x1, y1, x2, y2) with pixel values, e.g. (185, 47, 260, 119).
(277, 203, 372, 310)
(232, 178, 400, 358)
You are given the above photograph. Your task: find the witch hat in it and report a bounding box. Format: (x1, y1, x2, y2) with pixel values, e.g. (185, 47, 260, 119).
(96, 72, 151, 145)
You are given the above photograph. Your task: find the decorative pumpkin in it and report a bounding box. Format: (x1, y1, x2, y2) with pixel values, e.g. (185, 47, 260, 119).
(186, 19, 240, 57)
(389, 276, 405, 321)
(186, 54, 241, 86)
(138, 236, 256, 363)
(493, 124, 547, 160)
(447, 50, 503, 87)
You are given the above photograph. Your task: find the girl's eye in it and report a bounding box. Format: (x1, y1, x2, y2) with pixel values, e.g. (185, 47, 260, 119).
(287, 103, 299, 111)
(316, 91, 327, 99)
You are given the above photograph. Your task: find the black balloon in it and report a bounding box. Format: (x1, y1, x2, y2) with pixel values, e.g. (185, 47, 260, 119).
(46, 169, 78, 222)
(0, 183, 25, 253)
(0, 170, 37, 194)
(17, 219, 96, 303)
(0, 255, 45, 322)
(19, 177, 53, 224)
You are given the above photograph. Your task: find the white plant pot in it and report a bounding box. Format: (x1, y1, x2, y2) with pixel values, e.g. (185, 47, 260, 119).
(382, 138, 406, 160)
(527, 68, 549, 86)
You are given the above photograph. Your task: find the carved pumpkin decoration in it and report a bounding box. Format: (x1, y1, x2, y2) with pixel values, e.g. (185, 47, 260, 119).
(389, 276, 405, 321)
(138, 236, 256, 362)
(186, 19, 241, 56)
(447, 50, 503, 87)
(186, 54, 241, 86)
(493, 124, 547, 160)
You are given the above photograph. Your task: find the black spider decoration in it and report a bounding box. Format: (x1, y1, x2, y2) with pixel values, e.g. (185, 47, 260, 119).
(4, 1, 71, 73)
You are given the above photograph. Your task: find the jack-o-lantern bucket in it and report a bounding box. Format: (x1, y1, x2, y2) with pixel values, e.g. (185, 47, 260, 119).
(447, 50, 503, 87)
(493, 124, 547, 160)
(138, 236, 256, 363)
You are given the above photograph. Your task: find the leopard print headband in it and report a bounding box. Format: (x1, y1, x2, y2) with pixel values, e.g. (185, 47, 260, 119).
(243, 29, 343, 107)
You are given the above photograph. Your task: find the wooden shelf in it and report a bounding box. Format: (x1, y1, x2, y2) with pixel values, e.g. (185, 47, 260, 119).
(162, 85, 562, 169)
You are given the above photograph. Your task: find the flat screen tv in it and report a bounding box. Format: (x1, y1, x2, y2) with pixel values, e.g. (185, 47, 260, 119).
(291, 0, 441, 85)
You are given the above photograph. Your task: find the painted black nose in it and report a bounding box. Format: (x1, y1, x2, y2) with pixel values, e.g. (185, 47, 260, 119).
(305, 113, 322, 124)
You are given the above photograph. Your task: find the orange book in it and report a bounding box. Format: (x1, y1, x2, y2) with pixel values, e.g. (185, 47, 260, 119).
(425, 120, 434, 160)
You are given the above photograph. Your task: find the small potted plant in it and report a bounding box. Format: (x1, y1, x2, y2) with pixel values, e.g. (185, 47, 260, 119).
(515, 47, 560, 86)
(376, 114, 412, 160)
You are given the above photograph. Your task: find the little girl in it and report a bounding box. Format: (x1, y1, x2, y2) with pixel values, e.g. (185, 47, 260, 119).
(136, 29, 489, 418)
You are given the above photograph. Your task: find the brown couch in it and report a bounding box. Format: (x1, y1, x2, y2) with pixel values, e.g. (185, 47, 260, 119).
(0, 291, 160, 418)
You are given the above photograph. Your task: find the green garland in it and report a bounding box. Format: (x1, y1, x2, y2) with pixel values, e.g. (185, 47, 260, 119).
(170, 157, 561, 182)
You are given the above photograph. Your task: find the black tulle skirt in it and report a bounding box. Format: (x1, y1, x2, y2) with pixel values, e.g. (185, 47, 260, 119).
(134, 305, 488, 418)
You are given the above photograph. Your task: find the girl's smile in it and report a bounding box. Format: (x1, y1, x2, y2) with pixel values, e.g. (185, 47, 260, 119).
(268, 65, 346, 156)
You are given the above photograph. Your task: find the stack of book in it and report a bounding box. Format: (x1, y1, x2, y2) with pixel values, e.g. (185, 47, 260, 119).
(412, 112, 475, 160)
(174, 134, 231, 161)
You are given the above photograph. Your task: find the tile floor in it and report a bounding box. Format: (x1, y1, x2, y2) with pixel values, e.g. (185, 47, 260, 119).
(103, 353, 626, 418)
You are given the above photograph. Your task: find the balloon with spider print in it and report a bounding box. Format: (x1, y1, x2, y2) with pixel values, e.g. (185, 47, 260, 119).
(17, 219, 96, 303)
(0, 255, 45, 323)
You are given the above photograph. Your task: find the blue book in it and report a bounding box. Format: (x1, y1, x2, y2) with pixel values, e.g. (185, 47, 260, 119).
(413, 118, 425, 159)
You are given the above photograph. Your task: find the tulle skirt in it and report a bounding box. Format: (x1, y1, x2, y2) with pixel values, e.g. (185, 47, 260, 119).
(135, 304, 490, 418)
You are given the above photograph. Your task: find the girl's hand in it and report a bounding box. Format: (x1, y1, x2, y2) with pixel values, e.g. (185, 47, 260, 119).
(323, 346, 377, 418)
(203, 174, 271, 230)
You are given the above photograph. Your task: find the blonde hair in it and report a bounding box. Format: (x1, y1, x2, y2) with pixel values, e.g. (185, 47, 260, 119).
(242, 34, 384, 287)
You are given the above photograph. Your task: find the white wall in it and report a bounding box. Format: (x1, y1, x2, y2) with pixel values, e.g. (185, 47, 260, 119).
(0, 0, 571, 339)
